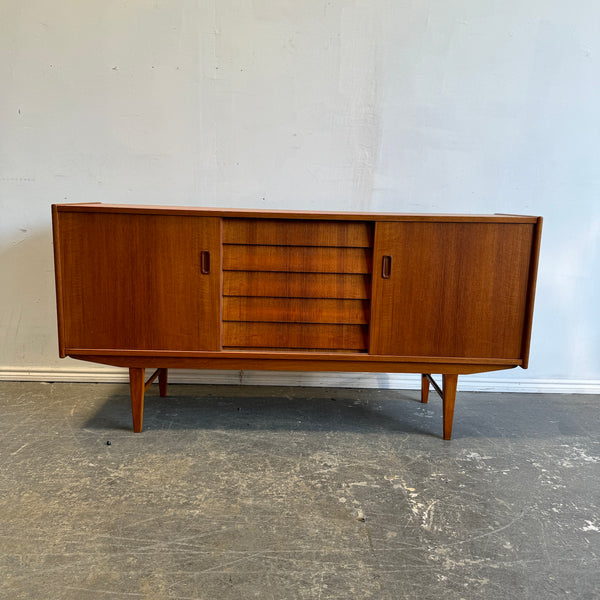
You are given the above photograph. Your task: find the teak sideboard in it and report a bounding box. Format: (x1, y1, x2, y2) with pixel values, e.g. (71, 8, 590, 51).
(51, 203, 542, 439)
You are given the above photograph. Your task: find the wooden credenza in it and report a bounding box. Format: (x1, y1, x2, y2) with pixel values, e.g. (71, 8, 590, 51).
(52, 204, 542, 439)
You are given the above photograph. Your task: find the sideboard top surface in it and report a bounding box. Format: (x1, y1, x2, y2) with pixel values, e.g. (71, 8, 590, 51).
(53, 203, 540, 224)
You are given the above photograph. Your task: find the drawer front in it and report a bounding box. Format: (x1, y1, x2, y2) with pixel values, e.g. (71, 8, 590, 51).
(222, 218, 374, 352)
(224, 297, 369, 324)
(223, 272, 371, 299)
(223, 245, 371, 273)
(223, 323, 368, 351)
(223, 218, 373, 247)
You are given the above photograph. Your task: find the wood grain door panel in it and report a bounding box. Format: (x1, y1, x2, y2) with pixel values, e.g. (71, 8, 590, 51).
(59, 212, 221, 351)
(370, 222, 535, 359)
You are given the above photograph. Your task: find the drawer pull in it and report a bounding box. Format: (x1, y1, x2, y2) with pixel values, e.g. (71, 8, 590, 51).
(201, 251, 211, 274)
(382, 255, 392, 279)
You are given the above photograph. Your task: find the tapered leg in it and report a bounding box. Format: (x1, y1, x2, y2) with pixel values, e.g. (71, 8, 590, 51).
(129, 367, 145, 433)
(442, 374, 458, 441)
(421, 374, 430, 404)
(158, 368, 168, 397)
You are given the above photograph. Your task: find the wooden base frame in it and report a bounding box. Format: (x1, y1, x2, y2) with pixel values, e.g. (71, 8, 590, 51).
(68, 353, 517, 439)
(113, 360, 498, 439)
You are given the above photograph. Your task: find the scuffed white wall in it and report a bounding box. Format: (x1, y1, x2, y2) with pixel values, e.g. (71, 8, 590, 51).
(1, 1, 599, 388)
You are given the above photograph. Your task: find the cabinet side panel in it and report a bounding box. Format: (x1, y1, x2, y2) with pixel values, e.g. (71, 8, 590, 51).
(59, 212, 221, 352)
(520, 217, 543, 368)
(370, 222, 534, 359)
(52, 206, 67, 357)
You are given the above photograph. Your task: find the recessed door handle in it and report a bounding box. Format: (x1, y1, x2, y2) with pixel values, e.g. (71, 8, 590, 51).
(382, 255, 392, 279)
(201, 251, 211, 274)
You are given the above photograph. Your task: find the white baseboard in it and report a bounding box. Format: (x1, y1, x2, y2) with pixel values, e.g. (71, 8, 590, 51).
(1, 366, 599, 394)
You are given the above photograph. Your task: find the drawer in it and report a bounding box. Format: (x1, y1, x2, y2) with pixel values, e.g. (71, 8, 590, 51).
(223, 245, 372, 273)
(222, 217, 374, 352)
(223, 218, 373, 247)
(224, 297, 370, 324)
(223, 272, 371, 299)
(223, 322, 369, 351)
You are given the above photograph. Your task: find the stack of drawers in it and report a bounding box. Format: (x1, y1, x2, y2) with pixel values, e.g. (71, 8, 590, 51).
(222, 218, 374, 352)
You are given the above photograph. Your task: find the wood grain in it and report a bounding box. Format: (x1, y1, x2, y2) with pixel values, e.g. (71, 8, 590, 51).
(223, 245, 372, 273)
(158, 368, 168, 397)
(421, 374, 430, 404)
(370, 222, 535, 359)
(223, 272, 371, 299)
(58, 212, 222, 351)
(223, 218, 374, 247)
(71, 354, 519, 375)
(57, 203, 539, 224)
(442, 374, 458, 441)
(65, 348, 521, 366)
(223, 322, 368, 350)
(224, 297, 369, 324)
(129, 367, 145, 433)
(520, 217, 543, 368)
(51, 205, 66, 358)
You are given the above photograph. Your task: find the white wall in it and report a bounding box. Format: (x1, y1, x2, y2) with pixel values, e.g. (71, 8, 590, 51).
(1, 1, 599, 391)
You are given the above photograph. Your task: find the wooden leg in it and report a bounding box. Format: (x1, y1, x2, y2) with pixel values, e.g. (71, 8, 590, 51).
(442, 374, 458, 441)
(158, 368, 168, 397)
(129, 367, 145, 433)
(421, 374, 430, 403)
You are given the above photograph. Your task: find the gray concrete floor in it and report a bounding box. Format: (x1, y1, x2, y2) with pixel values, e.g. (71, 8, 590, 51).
(0, 381, 598, 599)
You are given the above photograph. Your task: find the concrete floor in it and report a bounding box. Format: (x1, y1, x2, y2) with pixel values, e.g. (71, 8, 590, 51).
(0, 381, 598, 600)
